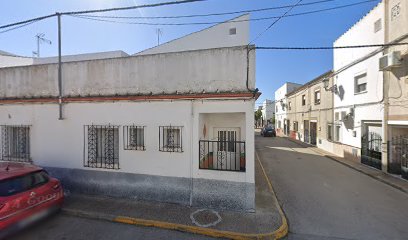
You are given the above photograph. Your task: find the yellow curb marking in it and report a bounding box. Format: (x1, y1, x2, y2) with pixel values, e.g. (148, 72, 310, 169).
(255, 151, 289, 239)
(109, 151, 288, 240)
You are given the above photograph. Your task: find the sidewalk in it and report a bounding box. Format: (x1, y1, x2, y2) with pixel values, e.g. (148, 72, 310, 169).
(286, 137, 408, 195)
(61, 155, 287, 240)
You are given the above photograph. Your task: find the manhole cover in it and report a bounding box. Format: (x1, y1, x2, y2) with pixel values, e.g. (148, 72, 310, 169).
(190, 209, 222, 228)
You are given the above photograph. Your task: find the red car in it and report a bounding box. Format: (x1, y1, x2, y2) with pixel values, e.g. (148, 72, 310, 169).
(0, 162, 64, 237)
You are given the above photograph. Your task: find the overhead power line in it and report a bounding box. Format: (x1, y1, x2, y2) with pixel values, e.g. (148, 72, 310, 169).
(75, 0, 337, 19)
(0, 20, 41, 34)
(249, 0, 304, 44)
(255, 42, 408, 50)
(66, 0, 378, 26)
(0, 0, 207, 33)
(0, 14, 56, 30)
(63, 0, 207, 15)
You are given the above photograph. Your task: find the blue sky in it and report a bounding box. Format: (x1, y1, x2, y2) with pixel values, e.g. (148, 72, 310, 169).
(0, 0, 381, 106)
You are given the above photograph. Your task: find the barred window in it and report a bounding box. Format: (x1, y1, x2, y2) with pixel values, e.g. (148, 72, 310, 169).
(124, 125, 145, 150)
(0, 125, 31, 162)
(84, 125, 119, 169)
(159, 126, 183, 152)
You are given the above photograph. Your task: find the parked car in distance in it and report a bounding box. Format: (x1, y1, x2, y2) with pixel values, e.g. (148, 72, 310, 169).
(0, 162, 64, 238)
(261, 125, 276, 137)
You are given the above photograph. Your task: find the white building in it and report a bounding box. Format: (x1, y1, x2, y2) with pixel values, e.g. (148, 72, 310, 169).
(332, 1, 385, 169)
(274, 82, 302, 135)
(0, 16, 257, 211)
(0, 50, 33, 68)
(261, 99, 275, 125)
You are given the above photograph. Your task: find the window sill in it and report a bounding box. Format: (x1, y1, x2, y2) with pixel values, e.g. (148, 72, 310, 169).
(354, 91, 367, 95)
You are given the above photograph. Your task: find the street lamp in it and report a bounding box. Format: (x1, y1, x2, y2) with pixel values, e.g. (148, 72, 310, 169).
(322, 77, 338, 94)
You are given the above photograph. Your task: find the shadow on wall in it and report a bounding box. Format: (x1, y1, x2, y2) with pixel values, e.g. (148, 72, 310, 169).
(338, 85, 345, 101)
(343, 115, 354, 130)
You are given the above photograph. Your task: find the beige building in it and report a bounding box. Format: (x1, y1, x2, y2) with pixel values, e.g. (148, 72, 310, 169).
(384, 0, 408, 179)
(286, 71, 334, 153)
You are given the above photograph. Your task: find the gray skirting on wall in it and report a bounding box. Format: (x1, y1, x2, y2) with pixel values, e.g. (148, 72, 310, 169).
(44, 167, 255, 212)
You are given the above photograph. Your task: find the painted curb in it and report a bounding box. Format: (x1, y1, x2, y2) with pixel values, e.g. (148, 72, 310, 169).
(285, 137, 408, 195)
(62, 152, 288, 240)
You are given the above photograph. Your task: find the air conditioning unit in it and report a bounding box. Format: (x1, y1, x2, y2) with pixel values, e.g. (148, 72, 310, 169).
(379, 51, 402, 71)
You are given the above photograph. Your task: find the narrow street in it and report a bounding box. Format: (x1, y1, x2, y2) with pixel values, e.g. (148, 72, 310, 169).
(256, 134, 408, 240)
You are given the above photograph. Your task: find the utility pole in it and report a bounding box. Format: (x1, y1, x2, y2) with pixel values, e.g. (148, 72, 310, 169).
(156, 28, 162, 46)
(57, 13, 63, 120)
(33, 33, 52, 58)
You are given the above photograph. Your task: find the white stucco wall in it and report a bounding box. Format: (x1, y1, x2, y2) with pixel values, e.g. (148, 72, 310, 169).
(274, 82, 302, 130)
(33, 51, 129, 65)
(0, 55, 33, 68)
(136, 14, 249, 55)
(334, 1, 385, 70)
(0, 100, 254, 184)
(0, 46, 255, 99)
(261, 99, 274, 123)
(333, 2, 385, 149)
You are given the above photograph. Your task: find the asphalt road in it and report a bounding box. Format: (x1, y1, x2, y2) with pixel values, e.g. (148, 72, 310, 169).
(256, 134, 408, 240)
(9, 214, 218, 240)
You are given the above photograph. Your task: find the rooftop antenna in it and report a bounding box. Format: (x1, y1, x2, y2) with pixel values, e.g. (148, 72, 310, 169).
(156, 28, 163, 46)
(33, 33, 52, 58)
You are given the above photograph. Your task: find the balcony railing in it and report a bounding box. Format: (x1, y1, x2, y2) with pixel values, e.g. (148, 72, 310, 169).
(199, 140, 246, 172)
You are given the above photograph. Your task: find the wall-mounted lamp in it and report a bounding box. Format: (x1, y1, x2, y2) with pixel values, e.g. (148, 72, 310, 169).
(322, 77, 338, 94)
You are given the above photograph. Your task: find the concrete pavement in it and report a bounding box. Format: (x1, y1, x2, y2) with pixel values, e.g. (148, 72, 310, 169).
(256, 134, 408, 240)
(10, 214, 218, 240)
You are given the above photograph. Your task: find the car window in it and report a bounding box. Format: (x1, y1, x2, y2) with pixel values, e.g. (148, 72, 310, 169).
(0, 171, 49, 197)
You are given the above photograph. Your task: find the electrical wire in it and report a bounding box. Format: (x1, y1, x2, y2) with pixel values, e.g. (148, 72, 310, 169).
(256, 43, 408, 50)
(0, 19, 40, 34)
(249, 0, 303, 44)
(63, 0, 207, 15)
(75, 0, 338, 19)
(0, 0, 207, 33)
(0, 14, 56, 30)
(67, 0, 378, 26)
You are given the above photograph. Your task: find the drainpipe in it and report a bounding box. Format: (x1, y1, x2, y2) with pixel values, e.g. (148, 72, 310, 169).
(189, 101, 194, 206)
(382, 1, 390, 173)
(57, 12, 63, 120)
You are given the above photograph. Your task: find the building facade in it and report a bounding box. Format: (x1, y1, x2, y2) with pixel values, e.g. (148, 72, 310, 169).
(332, 1, 385, 166)
(0, 18, 258, 210)
(261, 99, 275, 126)
(274, 82, 302, 135)
(286, 71, 334, 153)
(384, 0, 408, 179)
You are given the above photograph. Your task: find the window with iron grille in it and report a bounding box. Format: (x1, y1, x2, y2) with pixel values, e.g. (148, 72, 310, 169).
(217, 130, 237, 152)
(124, 125, 145, 150)
(84, 125, 119, 169)
(159, 126, 183, 152)
(0, 125, 31, 162)
(302, 95, 306, 106)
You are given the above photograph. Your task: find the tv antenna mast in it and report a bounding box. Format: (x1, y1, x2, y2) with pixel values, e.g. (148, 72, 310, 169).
(156, 28, 163, 46)
(33, 33, 52, 58)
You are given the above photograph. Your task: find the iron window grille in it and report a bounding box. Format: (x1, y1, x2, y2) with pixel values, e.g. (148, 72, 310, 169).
(302, 95, 306, 106)
(0, 125, 31, 162)
(84, 125, 119, 170)
(124, 125, 145, 150)
(159, 126, 183, 152)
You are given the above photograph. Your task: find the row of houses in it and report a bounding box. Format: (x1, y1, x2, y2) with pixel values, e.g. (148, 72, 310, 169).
(274, 0, 408, 180)
(0, 15, 259, 211)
